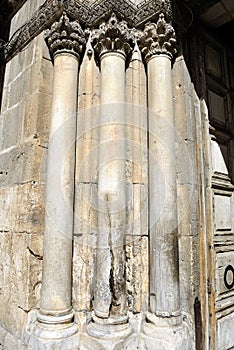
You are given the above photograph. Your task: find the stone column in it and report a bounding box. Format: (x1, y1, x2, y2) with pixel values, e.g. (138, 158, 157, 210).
(141, 13, 180, 321)
(85, 13, 132, 344)
(139, 13, 191, 349)
(31, 13, 85, 348)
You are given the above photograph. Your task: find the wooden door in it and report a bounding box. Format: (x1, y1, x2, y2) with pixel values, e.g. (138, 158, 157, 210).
(203, 31, 234, 350)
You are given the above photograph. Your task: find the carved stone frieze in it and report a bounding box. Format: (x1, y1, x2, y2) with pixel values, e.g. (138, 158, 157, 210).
(4, 0, 63, 62)
(91, 13, 133, 59)
(140, 13, 177, 61)
(44, 12, 85, 59)
(65, 0, 172, 27)
(4, 0, 192, 63)
(136, 0, 172, 25)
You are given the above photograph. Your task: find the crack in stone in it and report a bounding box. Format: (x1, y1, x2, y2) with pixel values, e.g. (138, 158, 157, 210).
(106, 194, 114, 315)
(27, 247, 43, 260)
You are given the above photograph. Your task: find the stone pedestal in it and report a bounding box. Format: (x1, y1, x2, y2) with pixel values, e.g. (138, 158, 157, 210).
(140, 317, 193, 350)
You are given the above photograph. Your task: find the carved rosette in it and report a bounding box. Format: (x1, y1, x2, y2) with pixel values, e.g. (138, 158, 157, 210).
(140, 13, 177, 62)
(45, 12, 86, 60)
(91, 13, 133, 60)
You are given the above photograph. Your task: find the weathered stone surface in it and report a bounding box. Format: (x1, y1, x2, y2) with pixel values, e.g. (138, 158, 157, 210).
(126, 236, 148, 313)
(1, 2, 234, 350)
(0, 325, 27, 350)
(0, 3, 53, 344)
(0, 231, 42, 336)
(76, 39, 100, 184)
(125, 46, 148, 186)
(173, 56, 200, 321)
(72, 235, 96, 312)
(9, 0, 45, 34)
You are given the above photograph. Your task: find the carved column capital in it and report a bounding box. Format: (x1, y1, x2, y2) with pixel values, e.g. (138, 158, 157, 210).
(91, 13, 133, 60)
(140, 13, 177, 62)
(45, 12, 85, 60)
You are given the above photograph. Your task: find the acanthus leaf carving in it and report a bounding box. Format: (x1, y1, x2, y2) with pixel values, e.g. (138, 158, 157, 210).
(4, 0, 191, 64)
(140, 13, 177, 62)
(45, 12, 86, 60)
(91, 13, 134, 59)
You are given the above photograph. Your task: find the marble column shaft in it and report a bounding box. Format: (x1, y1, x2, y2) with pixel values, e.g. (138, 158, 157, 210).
(40, 53, 79, 319)
(38, 14, 85, 328)
(141, 14, 181, 320)
(148, 54, 180, 317)
(95, 51, 127, 319)
(90, 14, 132, 322)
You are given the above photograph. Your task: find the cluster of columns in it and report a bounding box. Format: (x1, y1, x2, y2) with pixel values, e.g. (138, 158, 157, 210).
(33, 9, 185, 348)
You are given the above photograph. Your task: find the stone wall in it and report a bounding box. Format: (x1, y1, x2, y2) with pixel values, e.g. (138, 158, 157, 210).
(0, 1, 53, 347)
(0, 4, 151, 346)
(0, 1, 214, 350)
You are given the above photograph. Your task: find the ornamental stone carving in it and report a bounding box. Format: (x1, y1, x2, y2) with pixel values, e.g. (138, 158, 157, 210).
(4, 0, 193, 63)
(4, 0, 63, 62)
(91, 13, 133, 59)
(140, 13, 177, 62)
(44, 12, 85, 60)
(66, 0, 173, 27)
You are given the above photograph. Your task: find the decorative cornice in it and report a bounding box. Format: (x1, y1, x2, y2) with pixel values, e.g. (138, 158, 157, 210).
(3, 0, 192, 63)
(4, 0, 63, 62)
(136, 0, 173, 26)
(65, 0, 173, 27)
(140, 13, 177, 62)
(45, 12, 85, 60)
(91, 13, 133, 59)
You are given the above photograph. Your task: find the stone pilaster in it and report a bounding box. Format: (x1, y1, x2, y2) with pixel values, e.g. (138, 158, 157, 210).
(139, 13, 192, 349)
(28, 13, 85, 350)
(83, 13, 133, 348)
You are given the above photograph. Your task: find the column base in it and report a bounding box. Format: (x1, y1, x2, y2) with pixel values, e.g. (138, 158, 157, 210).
(138, 312, 194, 350)
(24, 310, 80, 350)
(81, 314, 132, 350)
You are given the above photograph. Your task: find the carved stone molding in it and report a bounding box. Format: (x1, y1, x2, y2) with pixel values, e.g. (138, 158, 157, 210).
(45, 12, 85, 60)
(65, 0, 173, 27)
(4, 0, 192, 63)
(91, 13, 133, 59)
(4, 0, 63, 62)
(140, 13, 177, 61)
